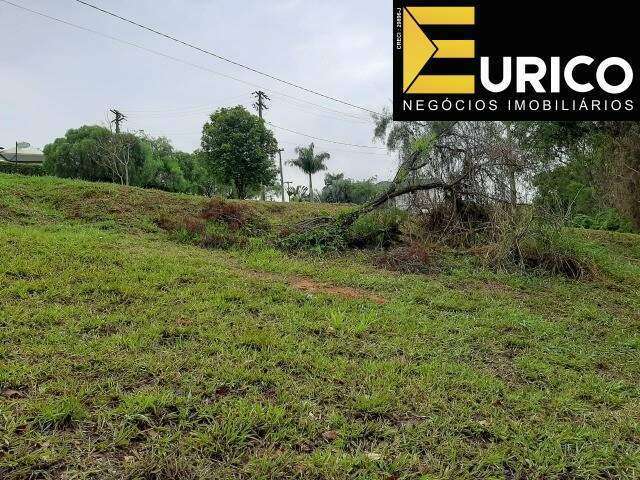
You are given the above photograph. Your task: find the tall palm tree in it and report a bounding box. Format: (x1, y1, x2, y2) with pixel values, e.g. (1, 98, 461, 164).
(288, 143, 330, 201)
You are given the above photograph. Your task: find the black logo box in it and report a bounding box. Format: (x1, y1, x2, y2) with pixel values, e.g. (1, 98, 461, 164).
(393, 0, 640, 120)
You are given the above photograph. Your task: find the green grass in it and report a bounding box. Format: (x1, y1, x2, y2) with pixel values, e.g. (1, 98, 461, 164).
(1, 174, 639, 479)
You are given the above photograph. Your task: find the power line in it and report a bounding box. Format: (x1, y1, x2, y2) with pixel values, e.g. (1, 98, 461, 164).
(73, 0, 381, 116)
(1, 1, 389, 154)
(267, 122, 387, 150)
(271, 97, 373, 125)
(125, 93, 250, 114)
(128, 109, 221, 119)
(268, 91, 372, 121)
(276, 140, 392, 157)
(131, 130, 391, 155)
(0, 1, 374, 123)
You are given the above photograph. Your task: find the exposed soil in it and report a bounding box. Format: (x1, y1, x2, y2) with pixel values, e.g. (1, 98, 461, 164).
(291, 277, 387, 305)
(242, 269, 387, 305)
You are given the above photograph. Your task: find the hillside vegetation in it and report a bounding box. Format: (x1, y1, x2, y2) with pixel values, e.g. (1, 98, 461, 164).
(1, 174, 639, 479)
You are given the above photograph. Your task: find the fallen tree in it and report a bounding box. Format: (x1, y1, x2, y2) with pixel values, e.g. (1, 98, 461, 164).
(291, 120, 533, 236)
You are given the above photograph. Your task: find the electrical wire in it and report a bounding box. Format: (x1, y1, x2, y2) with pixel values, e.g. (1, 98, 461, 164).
(125, 93, 250, 114)
(1, 1, 387, 152)
(270, 97, 373, 125)
(1, 1, 376, 123)
(73, 0, 381, 116)
(267, 122, 387, 150)
(276, 139, 392, 157)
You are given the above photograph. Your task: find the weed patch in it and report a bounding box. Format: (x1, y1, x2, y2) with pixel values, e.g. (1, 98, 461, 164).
(33, 397, 87, 431)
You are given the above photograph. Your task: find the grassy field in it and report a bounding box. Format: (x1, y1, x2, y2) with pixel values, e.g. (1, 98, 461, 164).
(1, 174, 639, 479)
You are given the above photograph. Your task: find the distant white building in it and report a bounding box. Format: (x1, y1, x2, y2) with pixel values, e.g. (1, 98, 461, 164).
(0, 143, 45, 164)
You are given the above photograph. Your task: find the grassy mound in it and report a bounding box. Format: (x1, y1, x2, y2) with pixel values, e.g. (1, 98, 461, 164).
(1, 174, 639, 479)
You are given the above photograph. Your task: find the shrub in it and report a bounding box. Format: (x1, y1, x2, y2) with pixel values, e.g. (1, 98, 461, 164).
(157, 198, 267, 250)
(480, 210, 596, 279)
(201, 197, 268, 235)
(347, 209, 406, 249)
(414, 200, 492, 247)
(517, 235, 594, 279)
(572, 209, 634, 233)
(277, 222, 347, 254)
(277, 208, 407, 254)
(0, 162, 45, 176)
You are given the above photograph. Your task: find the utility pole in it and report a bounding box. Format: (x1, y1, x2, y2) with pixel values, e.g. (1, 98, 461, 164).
(252, 91, 270, 120)
(110, 109, 127, 133)
(277, 148, 285, 203)
(252, 91, 270, 201)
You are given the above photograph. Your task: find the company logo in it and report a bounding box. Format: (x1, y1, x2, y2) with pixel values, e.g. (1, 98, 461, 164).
(394, 1, 640, 121)
(403, 6, 475, 95)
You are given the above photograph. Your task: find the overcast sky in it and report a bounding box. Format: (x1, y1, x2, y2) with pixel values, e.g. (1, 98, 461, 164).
(0, 0, 398, 187)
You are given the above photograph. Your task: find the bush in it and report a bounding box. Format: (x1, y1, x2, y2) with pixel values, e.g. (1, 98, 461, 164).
(347, 209, 407, 249)
(201, 197, 267, 234)
(572, 209, 634, 233)
(320, 173, 387, 204)
(0, 162, 45, 176)
(277, 222, 347, 254)
(413, 200, 492, 247)
(518, 234, 594, 279)
(156, 198, 266, 250)
(479, 210, 596, 279)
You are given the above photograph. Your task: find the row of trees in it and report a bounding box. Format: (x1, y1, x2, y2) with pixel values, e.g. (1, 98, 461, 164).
(42, 106, 340, 202)
(39, 105, 640, 230)
(369, 115, 639, 232)
(43, 125, 218, 196)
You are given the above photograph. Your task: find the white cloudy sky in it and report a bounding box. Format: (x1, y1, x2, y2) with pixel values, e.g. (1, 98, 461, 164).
(0, 0, 398, 187)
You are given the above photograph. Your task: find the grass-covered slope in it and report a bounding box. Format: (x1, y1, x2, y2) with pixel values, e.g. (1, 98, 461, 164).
(1, 174, 639, 479)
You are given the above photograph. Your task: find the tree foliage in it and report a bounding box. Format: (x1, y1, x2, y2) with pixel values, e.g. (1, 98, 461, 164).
(370, 117, 532, 216)
(320, 173, 388, 205)
(200, 106, 278, 199)
(288, 143, 330, 199)
(43, 126, 115, 182)
(518, 121, 639, 231)
(42, 126, 226, 196)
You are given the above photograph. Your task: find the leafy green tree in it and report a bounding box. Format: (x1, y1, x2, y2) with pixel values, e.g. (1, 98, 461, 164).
(288, 143, 330, 200)
(137, 134, 190, 193)
(517, 121, 638, 230)
(200, 106, 278, 199)
(43, 126, 112, 181)
(187, 150, 232, 197)
(286, 185, 309, 202)
(43, 126, 146, 185)
(320, 173, 386, 205)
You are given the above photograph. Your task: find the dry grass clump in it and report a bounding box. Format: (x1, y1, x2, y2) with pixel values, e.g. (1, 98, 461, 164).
(373, 241, 435, 274)
(410, 203, 597, 280)
(201, 197, 257, 231)
(475, 208, 597, 279)
(155, 197, 264, 249)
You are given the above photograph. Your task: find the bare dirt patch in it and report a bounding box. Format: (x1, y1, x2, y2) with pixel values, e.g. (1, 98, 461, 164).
(291, 277, 386, 305)
(242, 269, 386, 305)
